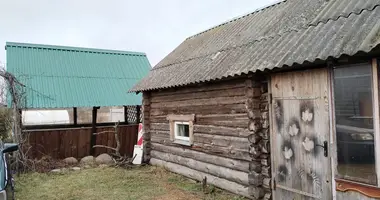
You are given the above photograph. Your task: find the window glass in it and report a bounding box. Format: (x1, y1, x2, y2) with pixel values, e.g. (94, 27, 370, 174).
(175, 122, 189, 139)
(333, 63, 376, 184)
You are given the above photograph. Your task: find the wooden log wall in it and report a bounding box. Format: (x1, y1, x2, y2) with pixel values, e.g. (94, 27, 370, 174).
(143, 78, 272, 199)
(245, 78, 272, 199)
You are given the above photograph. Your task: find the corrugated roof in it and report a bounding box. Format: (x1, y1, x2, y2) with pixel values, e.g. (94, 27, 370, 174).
(131, 0, 380, 92)
(6, 42, 151, 108)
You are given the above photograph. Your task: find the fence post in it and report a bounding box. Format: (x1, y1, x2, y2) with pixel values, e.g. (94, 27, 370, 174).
(73, 107, 77, 125)
(136, 105, 141, 123)
(90, 106, 99, 155)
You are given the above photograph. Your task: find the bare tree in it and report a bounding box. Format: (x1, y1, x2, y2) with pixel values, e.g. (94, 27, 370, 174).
(0, 62, 30, 172)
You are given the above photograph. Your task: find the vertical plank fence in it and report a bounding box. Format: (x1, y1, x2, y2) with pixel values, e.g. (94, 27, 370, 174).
(23, 124, 138, 159)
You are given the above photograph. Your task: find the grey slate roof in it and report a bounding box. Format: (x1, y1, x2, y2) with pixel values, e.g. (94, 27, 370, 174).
(131, 0, 380, 92)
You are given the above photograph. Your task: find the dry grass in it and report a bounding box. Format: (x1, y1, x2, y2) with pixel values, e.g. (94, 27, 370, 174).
(14, 165, 246, 200)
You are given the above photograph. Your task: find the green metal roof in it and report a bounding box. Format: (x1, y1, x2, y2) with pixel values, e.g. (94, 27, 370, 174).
(6, 42, 151, 108)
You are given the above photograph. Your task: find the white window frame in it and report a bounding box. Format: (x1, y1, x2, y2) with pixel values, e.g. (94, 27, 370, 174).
(174, 121, 190, 141)
(331, 59, 380, 187)
(167, 114, 195, 146)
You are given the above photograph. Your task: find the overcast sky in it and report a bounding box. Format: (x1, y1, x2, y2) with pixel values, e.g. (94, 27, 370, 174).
(0, 0, 276, 67)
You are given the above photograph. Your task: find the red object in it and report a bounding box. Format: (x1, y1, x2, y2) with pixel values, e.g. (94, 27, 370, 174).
(137, 123, 143, 146)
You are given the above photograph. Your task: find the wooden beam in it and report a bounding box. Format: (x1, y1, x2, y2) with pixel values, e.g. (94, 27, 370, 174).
(90, 106, 99, 155)
(136, 105, 141, 123)
(372, 58, 380, 186)
(73, 107, 77, 125)
(124, 106, 128, 124)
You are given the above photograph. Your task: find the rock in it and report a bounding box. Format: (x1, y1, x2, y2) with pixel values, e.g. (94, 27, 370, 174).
(51, 169, 62, 173)
(95, 153, 113, 165)
(98, 164, 109, 168)
(51, 168, 69, 173)
(63, 157, 78, 165)
(83, 165, 92, 169)
(71, 167, 81, 171)
(80, 156, 95, 165)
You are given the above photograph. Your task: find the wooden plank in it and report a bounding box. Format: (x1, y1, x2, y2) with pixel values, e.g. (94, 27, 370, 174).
(150, 158, 250, 198)
(77, 129, 88, 158)
(51, 131, 60, 159)
(371, 58, 380, 186)
(64, 130, 72, 158)
(151, 150, 249, 185)
(58, 130, 65, 159)
(107, 129, 113, 154)
(271, 69, 332, 200)
(34, 131, 43, 159)
(90, 107, 98, 155)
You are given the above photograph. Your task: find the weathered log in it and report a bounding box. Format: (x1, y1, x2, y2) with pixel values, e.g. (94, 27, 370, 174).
(150, 104, 247, 116)
(261, 111, 270, 129)
(193, 133, 249, 150)
(249, 120, 262, 133)
(261, 157, 271, 166)
(245, 87, 262, 98)
(151, 87, 246, 103)
(262, 166, 271, 177)
(248, 171, 263, 186)
(150, 114, 249, 128)
(260, 139, 270, 154)
(193, 142, 251, 161)
(150, 79, 246, 97)
(259, 128, 270, 140)
(248, 133, 262, 144)
(194, 125, 251, 137)
(151, 143, 249, 172)
(150, 96, 246, 108)
(263, 192, 272, 200)
(247, 110, 261, 120)
(249, 161, 262, 173)
(249, 144, 261, 158)
(150, 158, 250, 198)
(150, 123, 170, 131)
(263, 178, 271, 189)
(248, 186, 265, 199)
(151, 150, 249, 185)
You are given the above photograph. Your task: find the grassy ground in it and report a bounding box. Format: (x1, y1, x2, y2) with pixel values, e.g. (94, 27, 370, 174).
(14, 165, 246, 200)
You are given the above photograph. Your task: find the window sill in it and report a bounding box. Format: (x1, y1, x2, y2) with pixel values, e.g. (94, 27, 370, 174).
(336, 179, 380, 198)
(173, 140, 192, 146)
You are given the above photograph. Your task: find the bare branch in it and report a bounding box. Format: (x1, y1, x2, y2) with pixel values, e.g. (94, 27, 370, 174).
(92, 145, 116, 151)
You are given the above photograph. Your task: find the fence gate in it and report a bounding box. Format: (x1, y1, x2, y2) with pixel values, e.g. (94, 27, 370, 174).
(271, 68, 332, 200)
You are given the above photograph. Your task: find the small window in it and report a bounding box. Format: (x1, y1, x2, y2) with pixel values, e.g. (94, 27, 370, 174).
(174, 121, 190, 141)
(167, 114, 195, 146)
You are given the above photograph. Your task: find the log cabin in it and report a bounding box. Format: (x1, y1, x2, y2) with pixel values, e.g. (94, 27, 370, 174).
(131, 0, 380, 199)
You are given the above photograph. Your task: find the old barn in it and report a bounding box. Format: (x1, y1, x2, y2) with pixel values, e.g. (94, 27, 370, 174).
(131, 0, 380, 199)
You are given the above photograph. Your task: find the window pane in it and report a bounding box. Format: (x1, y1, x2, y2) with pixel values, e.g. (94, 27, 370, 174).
(177, 124, 189, 137)
(334, 64, 376, 184)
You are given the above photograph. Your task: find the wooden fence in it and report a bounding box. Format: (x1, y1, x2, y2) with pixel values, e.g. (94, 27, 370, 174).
(23, 124, 139, 159)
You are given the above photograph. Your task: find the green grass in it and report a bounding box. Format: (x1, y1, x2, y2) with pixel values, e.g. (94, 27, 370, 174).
(14, 166, 245, 200)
